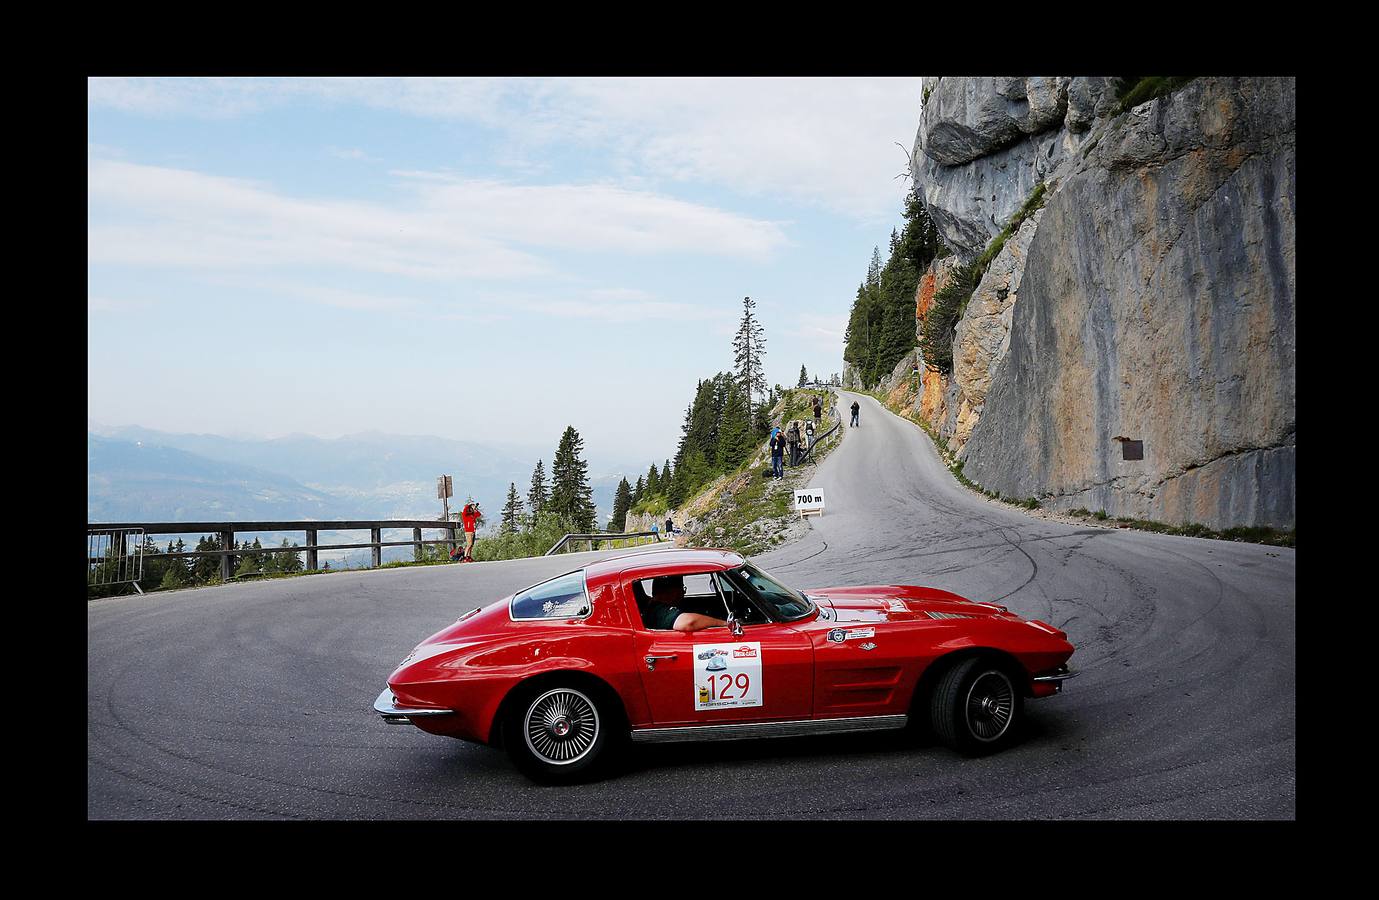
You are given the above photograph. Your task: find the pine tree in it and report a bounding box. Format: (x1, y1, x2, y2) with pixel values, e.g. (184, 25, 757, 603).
(159, 539, 189, 589)
(661, 460, 671, 487)
(645, 463, 660, 497)
(192, 535, 221, 583)
(501, 482, 522, 535)
(670, 448, 710, 507)
(674, 377, 723, 488)
(753, 399, 771, 437)
(278, 539, 303, 574)
(234, 538, 262, 578)
(262, 537, 281, 574)
(799, 364, 808, 387)
(843, 192, 943, 388)
(611, 477, 632, 532)
(732, 296, 767, 428)
(716, 382, 753, 470)
(549, 426, 596, 532)
(527, 459, 548, 518)
(632, 475, 645, 505)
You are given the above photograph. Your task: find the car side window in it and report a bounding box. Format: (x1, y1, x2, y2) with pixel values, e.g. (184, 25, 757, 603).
(634, 573, 732, 627)
(510, 571, 590, 620)
(711, 572, 769, 625)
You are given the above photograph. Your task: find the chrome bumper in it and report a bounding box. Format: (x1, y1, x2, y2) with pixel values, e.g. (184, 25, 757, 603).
(374, 688, 454, 724)
(1033, 666, 1079, 683)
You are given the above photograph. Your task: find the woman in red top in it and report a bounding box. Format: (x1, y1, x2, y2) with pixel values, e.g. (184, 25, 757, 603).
(461, 503, 479, 561)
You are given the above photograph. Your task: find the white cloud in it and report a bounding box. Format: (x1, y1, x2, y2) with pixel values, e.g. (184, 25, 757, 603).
(326, 146, 378, 162)
(284, 284, 421, 311)
(89, 77, 923, 220)
(88, 295, 159, 313)
(395, 172, 786, 258)
(786, 312, 849, 353)
(88, 157, 782, 281)
(468, 290, 735, 324)
(547, 78, 921, 219)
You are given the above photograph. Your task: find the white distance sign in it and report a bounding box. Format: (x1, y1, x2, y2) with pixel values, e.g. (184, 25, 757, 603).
(794, 488, 825, 513)
(692, 642, 763, 710)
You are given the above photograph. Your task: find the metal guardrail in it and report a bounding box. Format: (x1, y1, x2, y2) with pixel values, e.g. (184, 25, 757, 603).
(545, 531, 664, 556)
(798, 414, 841, 464)
(85, 519, 460, 582)
(88, 527, 146, 593)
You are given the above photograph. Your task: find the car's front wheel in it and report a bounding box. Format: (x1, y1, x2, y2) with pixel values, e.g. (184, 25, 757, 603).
(503, 684, 611, 784)
(930, 657, 1023, 755)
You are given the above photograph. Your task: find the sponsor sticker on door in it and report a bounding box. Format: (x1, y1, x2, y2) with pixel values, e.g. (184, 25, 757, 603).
(693, 642, 763, 710)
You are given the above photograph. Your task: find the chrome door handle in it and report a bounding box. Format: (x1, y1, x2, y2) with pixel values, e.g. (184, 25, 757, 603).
(645, 654, 677, 672)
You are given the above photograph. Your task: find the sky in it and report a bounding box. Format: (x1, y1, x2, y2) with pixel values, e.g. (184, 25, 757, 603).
(87, 77, 923, 470)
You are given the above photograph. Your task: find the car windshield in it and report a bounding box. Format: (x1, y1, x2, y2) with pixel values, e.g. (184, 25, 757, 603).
(719, 563, 815, 622)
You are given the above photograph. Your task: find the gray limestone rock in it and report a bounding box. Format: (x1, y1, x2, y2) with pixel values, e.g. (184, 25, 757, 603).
(1065, 77, 1118, 132)
(955, 77, 1296, 529)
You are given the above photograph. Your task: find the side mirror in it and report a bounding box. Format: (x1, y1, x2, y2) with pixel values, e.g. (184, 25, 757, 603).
(728, 613, 744, 637)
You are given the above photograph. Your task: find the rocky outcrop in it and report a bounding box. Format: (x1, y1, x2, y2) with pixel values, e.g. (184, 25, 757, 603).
(874, 349, 919, 397)
(623, 511, 660, 534)
(913, 257, 960, 429)
(914, 77, 1116, 257)
(947, 208, 1043, 455)
(912, 77, 1295, 530)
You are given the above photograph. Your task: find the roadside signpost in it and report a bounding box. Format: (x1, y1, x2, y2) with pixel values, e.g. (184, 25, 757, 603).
(794, 488, 825, 518)
(438, 474, 453, 522)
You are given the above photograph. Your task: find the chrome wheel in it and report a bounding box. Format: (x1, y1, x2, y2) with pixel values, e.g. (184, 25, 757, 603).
(523, 688, 600, 766)
(964, 670, 1015, 742)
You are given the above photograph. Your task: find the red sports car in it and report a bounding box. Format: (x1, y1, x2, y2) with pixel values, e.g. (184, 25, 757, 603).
(374, 548, 1077, 783)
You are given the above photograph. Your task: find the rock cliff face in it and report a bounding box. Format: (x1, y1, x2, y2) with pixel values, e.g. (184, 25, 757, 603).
(910, 77, 1295, 529)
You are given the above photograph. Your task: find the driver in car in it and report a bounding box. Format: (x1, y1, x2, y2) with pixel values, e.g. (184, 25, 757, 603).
(641, 575, 728, 633)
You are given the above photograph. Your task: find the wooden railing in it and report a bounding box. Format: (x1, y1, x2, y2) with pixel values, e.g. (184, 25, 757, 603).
(544, 531, 664, 556)
(86, 520, 459, 582)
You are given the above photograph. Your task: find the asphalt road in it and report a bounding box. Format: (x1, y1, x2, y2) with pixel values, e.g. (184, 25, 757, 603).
(87, 390, 1295, 819)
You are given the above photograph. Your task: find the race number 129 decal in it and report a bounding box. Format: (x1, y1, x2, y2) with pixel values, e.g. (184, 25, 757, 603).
(692, 642, 763, 710)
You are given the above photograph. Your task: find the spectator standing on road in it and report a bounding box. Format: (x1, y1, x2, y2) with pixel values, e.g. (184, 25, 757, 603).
(787, 422, 802, 467)
(461, 502, 480, 561)
(812, 395, 822, 428)
(665, 516, 675, 536)
(850, 400, 860, 427)
(769, 428, 784, 478)
(652, 521, 660, 541)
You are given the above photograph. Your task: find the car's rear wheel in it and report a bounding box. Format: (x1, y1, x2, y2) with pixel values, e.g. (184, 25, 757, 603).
(930, 657, 1023, 755)
(503, 684, 611, 784)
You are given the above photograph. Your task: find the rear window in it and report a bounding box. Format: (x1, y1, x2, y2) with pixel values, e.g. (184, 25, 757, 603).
(510, 571, 591, 620)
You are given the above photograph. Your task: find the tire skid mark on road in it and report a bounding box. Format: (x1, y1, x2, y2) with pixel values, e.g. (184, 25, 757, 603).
(761, 538, 830, 571)
(93, 614, 499, 816)
(91, 653, 305, 819)
(990, 524, 1041, 605)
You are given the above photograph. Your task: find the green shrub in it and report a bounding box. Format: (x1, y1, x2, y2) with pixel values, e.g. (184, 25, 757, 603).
(918, 262, 978, 374)
(1114, 77, 1196, 115)
(972, 182, 1047, 281)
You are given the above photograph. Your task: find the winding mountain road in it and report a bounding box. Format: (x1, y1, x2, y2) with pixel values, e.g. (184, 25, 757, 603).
(87, 390, 1295, 819)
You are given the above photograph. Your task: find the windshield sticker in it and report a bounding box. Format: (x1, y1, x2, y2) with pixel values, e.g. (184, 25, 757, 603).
(693, 642, 763, 710)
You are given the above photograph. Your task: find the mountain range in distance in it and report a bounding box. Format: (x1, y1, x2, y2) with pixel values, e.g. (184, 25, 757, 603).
(87, 422, 654, 531)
